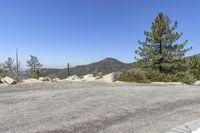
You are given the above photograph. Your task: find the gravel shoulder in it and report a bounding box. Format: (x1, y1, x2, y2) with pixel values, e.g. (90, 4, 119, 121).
(0, 81, 200, 133)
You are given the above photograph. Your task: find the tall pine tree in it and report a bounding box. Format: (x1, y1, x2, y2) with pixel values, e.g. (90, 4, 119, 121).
(135, 13, 191, 77)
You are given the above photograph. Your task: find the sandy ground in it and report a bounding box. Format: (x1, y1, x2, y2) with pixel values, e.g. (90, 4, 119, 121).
(0, 81, 200, 133)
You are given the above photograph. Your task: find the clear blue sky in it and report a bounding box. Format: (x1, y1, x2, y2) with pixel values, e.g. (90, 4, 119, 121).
(0, 0, 199, 68)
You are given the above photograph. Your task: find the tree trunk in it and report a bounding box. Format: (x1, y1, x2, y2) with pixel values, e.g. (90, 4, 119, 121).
(159, 42, 162, 72)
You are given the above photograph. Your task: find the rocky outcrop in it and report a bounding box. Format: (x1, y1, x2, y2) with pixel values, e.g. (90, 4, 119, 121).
(100, 72, 122, 82)
(194, 81, 200, 85)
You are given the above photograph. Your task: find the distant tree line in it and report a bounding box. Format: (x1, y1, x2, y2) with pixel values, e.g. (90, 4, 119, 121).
(0, 55, 43, 81)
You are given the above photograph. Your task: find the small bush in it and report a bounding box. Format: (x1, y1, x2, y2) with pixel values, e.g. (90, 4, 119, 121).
(32, 70, 41, 79)
(95, 72, 104, 78)
(117, 69, 149, 83)
(0, 69, 8, 77)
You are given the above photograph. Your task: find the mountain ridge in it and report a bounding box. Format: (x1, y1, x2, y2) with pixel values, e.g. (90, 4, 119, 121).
(40, 54, 200, 79)
(41, 58, 133, 79)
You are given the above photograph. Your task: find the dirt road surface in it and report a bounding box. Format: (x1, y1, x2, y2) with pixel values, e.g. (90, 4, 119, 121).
(0, 81, 200, 133)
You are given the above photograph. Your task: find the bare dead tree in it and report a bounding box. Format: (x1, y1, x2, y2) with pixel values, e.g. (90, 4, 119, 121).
(16, 48, 19, 82)
(67, 62, 70, 77)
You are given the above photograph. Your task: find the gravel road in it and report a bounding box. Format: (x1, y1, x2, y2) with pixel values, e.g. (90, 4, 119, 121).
(0, 81, 200, 133)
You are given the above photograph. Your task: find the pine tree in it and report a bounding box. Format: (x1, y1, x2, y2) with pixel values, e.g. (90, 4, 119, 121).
(27, 55, 42, 72)
(135, 13, 191, 77)
(3, 57, 15, 77)
(27, 55, 42, 79)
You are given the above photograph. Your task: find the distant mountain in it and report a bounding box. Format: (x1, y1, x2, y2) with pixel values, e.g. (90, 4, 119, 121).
(41, 58, 133, 79)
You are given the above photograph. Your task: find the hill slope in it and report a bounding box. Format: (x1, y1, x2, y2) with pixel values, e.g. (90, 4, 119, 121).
(41, 58, 133, 79)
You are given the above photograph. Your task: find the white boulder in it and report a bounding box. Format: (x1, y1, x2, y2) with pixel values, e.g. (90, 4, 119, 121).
(100, 72, 122, 83)
(39, 77, 51, 81)
(83, 74, 96, 81)
(1, 77, 16, 85)
(194, 81, 200, 85)
(98, 72, 122, 83)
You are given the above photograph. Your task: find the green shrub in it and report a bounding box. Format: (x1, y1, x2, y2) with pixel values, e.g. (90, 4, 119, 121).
(145, 70, 166, 82)
(187, 56, 200, 80)
(32, 70, 41, 79)
(117, 69, 149, 83)
(144, 68, 189, 83)
(95, 72, 104, 78)
(0, 69, 8, 77)
(181, 71, 197, 85)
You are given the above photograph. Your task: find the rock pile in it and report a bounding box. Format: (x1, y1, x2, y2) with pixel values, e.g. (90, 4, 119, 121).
(0, 72, 122, 86)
